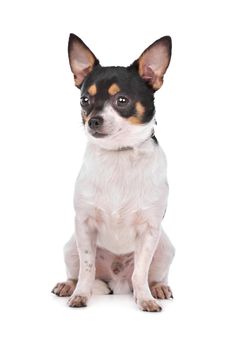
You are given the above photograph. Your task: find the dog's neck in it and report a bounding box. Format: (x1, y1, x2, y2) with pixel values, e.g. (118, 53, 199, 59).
(90, 129, 157, 153)
(115, 130, 156, 152)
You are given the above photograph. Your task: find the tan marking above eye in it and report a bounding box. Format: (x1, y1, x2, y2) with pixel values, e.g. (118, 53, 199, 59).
(135, 101, 145, 118)
(108, 83, 120, 95)
(88, 84, 97, 96)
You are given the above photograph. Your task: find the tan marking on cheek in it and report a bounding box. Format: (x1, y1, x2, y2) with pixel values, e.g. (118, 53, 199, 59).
(88, 84, 97, 96)
(128, 116, 142, 124)
(83, 115, 90, 122)
(108, 83, 120, 95)
(127, 102, 145, 125)
(81, 111, 90, 123)
(135, 101, 145, 118)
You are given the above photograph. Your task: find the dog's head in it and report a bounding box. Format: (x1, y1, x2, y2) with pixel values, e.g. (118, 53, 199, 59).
(68, 34, 171, 150)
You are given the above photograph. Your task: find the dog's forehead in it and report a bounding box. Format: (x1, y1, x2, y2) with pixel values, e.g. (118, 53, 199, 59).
(81, 66, 142, 97)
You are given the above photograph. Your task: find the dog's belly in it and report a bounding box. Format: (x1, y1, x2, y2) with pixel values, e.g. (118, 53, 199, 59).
(95, 247, 134, 293)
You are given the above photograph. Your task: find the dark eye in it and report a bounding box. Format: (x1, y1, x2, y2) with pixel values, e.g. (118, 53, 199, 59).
(80, 96, 90, 107)
(116, 96, 129, 107)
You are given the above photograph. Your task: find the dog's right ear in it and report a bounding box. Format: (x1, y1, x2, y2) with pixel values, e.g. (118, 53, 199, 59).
(68, 34, 99, 88)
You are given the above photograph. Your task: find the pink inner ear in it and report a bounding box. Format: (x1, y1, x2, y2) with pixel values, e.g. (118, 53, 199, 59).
(141, 65, 155, 83)
(73, 65, 93, 86)
(69, 37, 97, 86)
(140, 62, 164, 90)
(138, 40, 171, 90)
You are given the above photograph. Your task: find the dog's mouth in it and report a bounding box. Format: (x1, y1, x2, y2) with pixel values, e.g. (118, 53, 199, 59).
(90, 131, 108, 138)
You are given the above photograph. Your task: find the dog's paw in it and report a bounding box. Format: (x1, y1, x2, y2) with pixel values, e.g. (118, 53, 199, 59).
(68, 294, 88, 308)
(51, 279, 77, 297)
(150, 282, 173, 300)
(137, 298, 162, 312)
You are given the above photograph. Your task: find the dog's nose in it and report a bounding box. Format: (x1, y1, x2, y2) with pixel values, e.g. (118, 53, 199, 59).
(88, 116, 104, 130)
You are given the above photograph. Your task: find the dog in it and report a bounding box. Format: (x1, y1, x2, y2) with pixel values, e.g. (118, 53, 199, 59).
(52, 33, 175, 312)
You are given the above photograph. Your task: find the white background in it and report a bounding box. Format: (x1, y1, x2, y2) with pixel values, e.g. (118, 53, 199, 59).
(0, 0, 233, 349)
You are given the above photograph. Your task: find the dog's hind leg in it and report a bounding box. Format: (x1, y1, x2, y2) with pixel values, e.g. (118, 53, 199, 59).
(148, 228, 175, 299)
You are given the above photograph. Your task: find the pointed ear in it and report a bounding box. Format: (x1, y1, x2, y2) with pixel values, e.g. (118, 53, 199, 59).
(68, 34, 99, 88)
(133, 36, 172, 91)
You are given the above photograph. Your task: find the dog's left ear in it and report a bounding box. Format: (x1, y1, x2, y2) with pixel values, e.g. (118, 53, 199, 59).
(132, 36, 172, 91)
(68, 33, 99, 87)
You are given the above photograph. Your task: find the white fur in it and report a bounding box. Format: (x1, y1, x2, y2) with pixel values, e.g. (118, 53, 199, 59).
(92, 279, 111, 295)
(74, 137, 168, 255)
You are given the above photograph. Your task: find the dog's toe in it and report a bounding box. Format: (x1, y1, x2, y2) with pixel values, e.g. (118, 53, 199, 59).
(138, 299, 162, 312)
(51, 280, 77, 297)
(68, 294, 88, 308)
(150, 283, 173, 300)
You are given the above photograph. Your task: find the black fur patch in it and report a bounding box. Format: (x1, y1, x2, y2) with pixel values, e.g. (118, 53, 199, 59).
(151, 131, 158, 145)
(80, 65, 155, 124)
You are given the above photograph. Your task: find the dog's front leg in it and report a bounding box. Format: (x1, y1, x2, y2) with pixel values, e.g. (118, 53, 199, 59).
(68, 215, 96, 308)
(132, 224, 162, 312)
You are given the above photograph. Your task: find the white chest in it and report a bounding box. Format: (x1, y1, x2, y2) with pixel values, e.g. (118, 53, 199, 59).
(74, 141, 168, 254)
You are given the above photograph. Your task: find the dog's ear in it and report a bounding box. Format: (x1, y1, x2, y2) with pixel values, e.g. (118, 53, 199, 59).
(132, 36, 172, 91)
(68, 34, 99, 88)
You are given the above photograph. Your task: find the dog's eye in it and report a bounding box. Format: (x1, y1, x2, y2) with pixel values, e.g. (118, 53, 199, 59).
(80, 96, 90, 107)
(116, 96, 129, 107)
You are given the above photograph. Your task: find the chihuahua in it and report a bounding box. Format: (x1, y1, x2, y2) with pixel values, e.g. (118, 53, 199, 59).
(52, 34, 175, 312)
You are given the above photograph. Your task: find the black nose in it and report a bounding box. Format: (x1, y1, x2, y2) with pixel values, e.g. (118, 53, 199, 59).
(88, 116, 104, 130)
